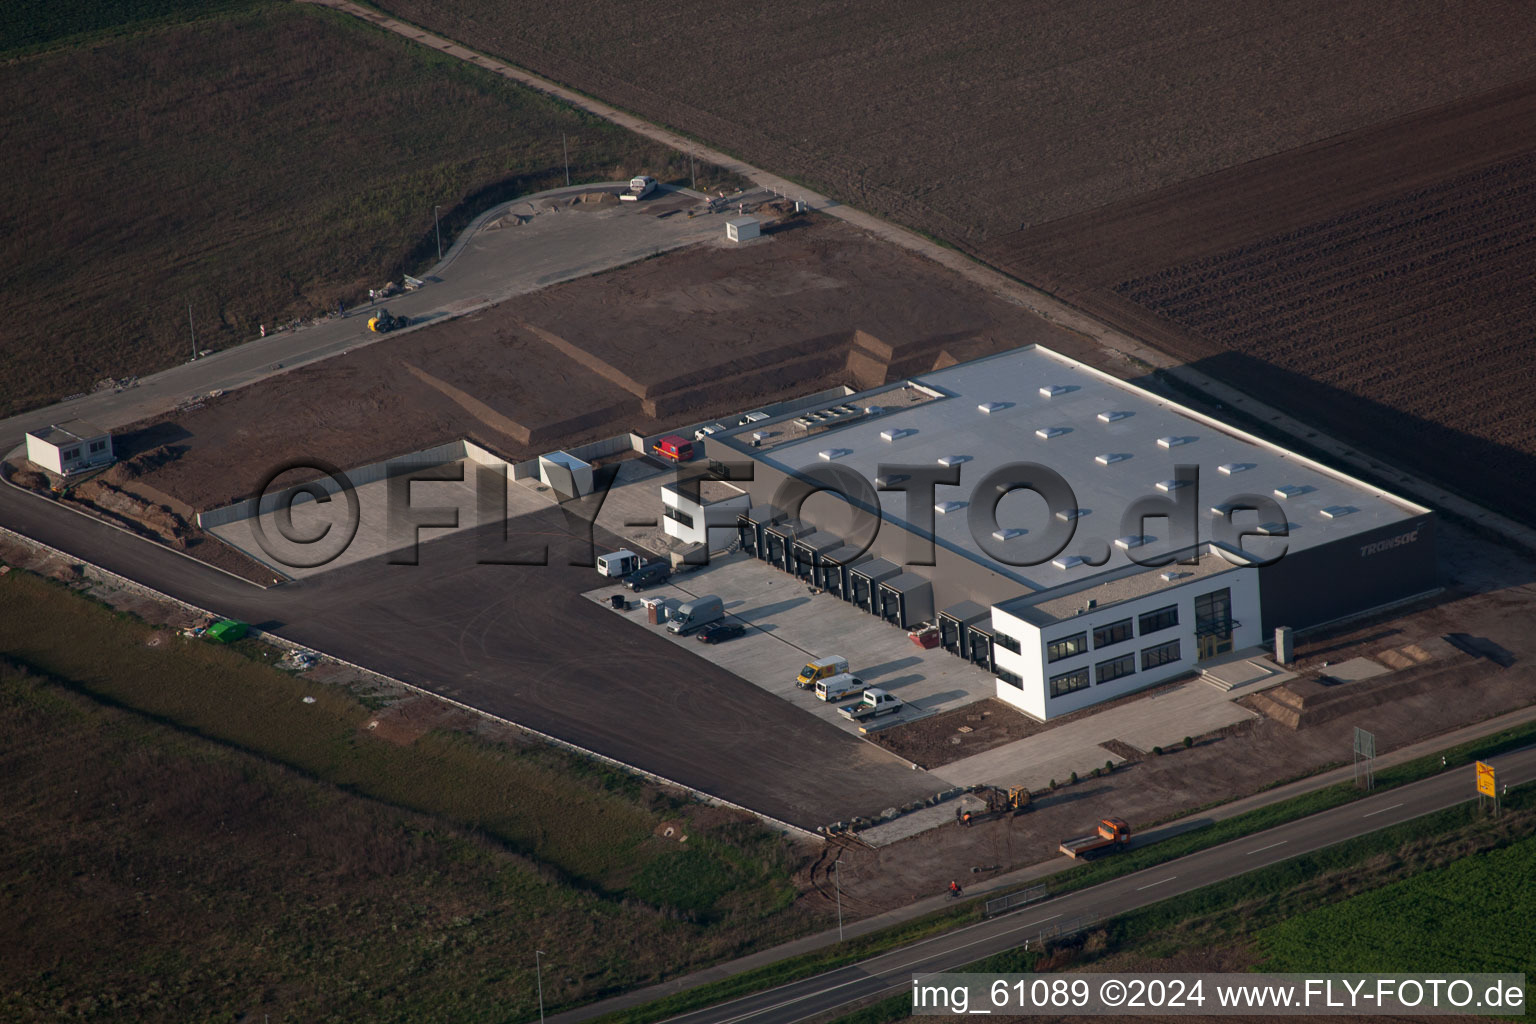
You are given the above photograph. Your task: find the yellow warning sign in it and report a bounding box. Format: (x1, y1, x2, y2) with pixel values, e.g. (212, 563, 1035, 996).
(1475, 760, 1496, 797)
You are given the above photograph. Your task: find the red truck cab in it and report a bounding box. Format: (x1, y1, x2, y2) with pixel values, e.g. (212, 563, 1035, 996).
(653, 434, 694, 461)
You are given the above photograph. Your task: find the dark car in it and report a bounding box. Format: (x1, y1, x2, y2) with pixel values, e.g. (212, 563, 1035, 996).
(696, 622, 745, 644)
(624, 561, 672, 591)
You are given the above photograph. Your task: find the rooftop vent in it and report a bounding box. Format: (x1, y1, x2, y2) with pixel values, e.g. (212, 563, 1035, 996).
(741, 410, 769, 424)
(1210, 502, 1241, 516)
(1039, 384, 1070, 398)
(1056, 508, 1088, 522)
(1095, 452, 1131, 465)
(880, 427, 915, 442)
(1218, 462, 1253, 474)
(1052, 554, 1088, 570)
(875, 473, 909, 487)
(864, 405, 884, 416)
(751, 431, 769, 441)
(937, 454, 970, 467)
(977, 401, 1012, 414)
(1160, 570, 1193, 582)
(1097, 410, 1131, 423)
(1257, 521, 1294, 535)
(1320, 505, 1357, 518)
(817, 448, 851, 461)
(1115, 534, 1150, 549)
(1157, 435, 1193, 448)
(992, 527, 1027, 541)
(934, 500, 967, 515)
(1155, 478, 1190, 492)
(1274, 484, 1312, 499)
(1035, 426, 1070, 440)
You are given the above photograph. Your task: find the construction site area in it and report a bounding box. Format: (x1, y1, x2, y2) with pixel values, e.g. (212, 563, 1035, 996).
(5, 190, 1532, 891)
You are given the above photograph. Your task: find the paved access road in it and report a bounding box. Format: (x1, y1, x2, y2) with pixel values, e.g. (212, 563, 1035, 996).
(0, 185, 719, 451)
(0, 474, 942, 830)
(582, 746, 1535, 1024)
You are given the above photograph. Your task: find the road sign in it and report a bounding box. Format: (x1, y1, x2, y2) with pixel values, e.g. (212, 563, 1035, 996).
(1476, 760, 1496, 797)
(1353, 728, 1376, 759)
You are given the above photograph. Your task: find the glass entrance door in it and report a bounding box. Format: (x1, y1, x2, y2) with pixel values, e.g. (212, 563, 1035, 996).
(1194, 588, 1234, 661)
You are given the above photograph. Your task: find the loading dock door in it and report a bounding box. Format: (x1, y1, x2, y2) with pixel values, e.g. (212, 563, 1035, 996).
(765, 531, 787, 570)
(878, 573, 935, 629)
(849, 559, 901, 615)
(764, 521, 808, 574)
(940, 616, 962, 651)
(793, 531, 843, 585)
(939, 601, 990, 658)
(736, 516, 759, 557)
(967, 625, 996, 673)
(739, 505, 784, 562)
(819, 547, 869, 601)
(879, 587, 902, 624)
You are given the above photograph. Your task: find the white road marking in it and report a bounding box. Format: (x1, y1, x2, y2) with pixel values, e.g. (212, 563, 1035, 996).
(1362, 802, 1404, 818)
(1020, 913, 1062, 929)
(1246, 840, 1288, 856)
(1135, 875, 1176, 891)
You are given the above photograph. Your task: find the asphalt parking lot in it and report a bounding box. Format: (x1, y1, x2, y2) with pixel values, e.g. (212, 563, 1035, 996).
(1, 480, 944, 829)
(585, 552, 997, 736)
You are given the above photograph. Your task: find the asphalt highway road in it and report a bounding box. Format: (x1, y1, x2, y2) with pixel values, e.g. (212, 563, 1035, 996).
(0, 475, 942, 829)
(611, 745, 1536, 1024)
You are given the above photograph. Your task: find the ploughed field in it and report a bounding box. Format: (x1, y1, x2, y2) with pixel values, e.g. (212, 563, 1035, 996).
(0, 0, 691, 417)
(371, 0, 1536, 243)
(982, 81, 1536, 525)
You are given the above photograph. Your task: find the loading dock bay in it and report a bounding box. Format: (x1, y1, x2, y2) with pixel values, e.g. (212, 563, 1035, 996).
(585, 551, 999, 738)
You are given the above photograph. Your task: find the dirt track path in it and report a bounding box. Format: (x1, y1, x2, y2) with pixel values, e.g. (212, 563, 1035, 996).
(303, 0, 1536, 558)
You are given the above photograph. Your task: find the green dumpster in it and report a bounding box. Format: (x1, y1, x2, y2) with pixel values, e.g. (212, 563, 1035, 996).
(206, 619, 248, 643)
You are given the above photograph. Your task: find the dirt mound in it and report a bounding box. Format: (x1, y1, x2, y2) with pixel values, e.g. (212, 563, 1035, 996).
(68, 478, 192, 549)
(7, 466, 52, 493)
(106, 444, 185, 483)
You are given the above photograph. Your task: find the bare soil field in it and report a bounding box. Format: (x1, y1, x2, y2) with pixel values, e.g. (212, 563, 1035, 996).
(370, 0, 1536, 244)
(114, 218, 1090, 511)
(0, 1, 707, 418)
(981, 79, 1536, 525)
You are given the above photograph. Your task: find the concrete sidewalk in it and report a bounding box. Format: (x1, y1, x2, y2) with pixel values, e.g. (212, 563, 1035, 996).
(544, 700, 1536, 1024)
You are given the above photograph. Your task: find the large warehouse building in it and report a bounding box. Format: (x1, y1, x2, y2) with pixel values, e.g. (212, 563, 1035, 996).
(670, 346, 1436, 720)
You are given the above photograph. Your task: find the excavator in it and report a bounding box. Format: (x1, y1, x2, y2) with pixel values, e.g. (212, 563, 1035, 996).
(956, 785, 1032, 826)
(367, 308, 409, 333)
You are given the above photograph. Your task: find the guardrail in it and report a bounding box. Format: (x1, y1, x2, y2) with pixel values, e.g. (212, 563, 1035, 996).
(983, 882, 1049, 918)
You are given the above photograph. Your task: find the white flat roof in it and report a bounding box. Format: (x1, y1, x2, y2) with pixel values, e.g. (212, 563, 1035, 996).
(27, 420, 109, 446)
(716, 346, 1427, 593)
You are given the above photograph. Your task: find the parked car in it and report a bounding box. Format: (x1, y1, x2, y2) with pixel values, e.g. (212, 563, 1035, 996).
(624, 562, 672, 591)
(696, 622, 745, 644)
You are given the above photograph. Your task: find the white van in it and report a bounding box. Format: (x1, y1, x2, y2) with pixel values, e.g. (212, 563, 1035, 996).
(597, 550, 640, 577)
(666, 595, 724, 635)
(814, 673, 865, 702)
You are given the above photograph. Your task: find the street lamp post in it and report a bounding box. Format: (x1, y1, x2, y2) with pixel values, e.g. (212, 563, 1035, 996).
(433, 205, 443, 262)
(535, 950, 546, 1024)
